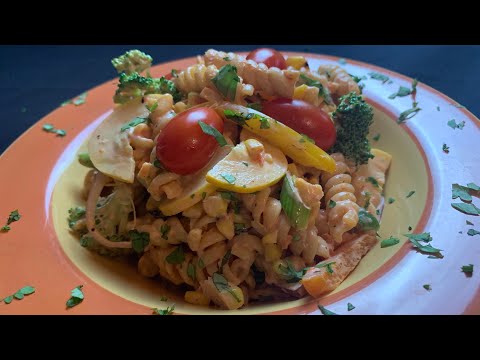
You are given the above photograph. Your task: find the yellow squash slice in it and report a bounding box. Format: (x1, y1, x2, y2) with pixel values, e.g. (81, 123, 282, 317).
(88, 99, 149, 183)
(215, 103, 336, 173)
(206, 137, 288, 193)
(158, 145, 232, 216)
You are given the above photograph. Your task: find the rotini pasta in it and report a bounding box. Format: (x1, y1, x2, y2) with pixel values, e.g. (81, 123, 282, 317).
(71, 47, 392, 311)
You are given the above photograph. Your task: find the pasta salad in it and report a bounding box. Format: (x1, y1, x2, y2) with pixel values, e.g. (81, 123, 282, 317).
(68, 48, 392, 310)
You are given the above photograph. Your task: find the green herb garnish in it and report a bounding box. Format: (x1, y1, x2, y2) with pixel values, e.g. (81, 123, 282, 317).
(221, 174, 236, 184)
(406, 190, 415, 198)
(404, 232, 443, 257)
(1, 286, 35, 305)
(66, 285, 84, 309)
(201, 192, 207, 200)
(299, 134, 315, 144)
(187, 263, 196, 281)
(171, 69, 178, 78)
(292, 233, 301, 242)
(388, 86, 412, 99)
(467, 229, 480, 236)
(328, 200, 336, 208)
(299, 74, 333, 104)
(442, 144, 450, 154)
(247, 102, 262, 111)
(277, 260, 304, 283)
(373, 133, 380, 141)
(211, 64, 240, 101)
(447, 119, 465, 130)
(381, 236, 400, 248)
(461, 264, 474, 277)
(451, 203, 480, 216)
(466, 220, 474, 226)
(128, 230, 150, 254)
(366, 177, 379, 188)
(357, 208, 380, 232)
(338, 58, 347, 65)
(199, 121, 227, 147)
(388, 197, 395, 204)
(62, 92, 88, 107)
(166, 246, 185, 264)
(318, 305, 337, 315)
(242, 161, 249, 167)
(78, 153, 94, 168)
(259, 116, 270, 129)
(423, 284, 432, 291)
(398, 104, 421, 123)
(152, 305, 175, 315)
(146, 101, 158, 112)
(368, 72, 389, 83)
(213, 272, 241, 302)
(1, 210, 21, 232)
(120, 117, 148, 132)
(234, 223, 248, 235)
(437, 106, 440, 111)
(160, 224, 171, 240)
(315, 261, 336, 274)
(347, 303, 355, 311)
(42, 124, 67, 137)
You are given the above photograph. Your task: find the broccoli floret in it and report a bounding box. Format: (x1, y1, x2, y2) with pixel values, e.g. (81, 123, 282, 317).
(113, 72, 182, 104)
(69, 183, 134, 257)
(111, 49, 152, 75)
(331, 92, 374, 165)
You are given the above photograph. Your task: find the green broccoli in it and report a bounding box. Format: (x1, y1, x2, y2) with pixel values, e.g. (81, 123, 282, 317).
(68, 183, 134, 257)
(331, 92, 374, 165)
(111, 49, 152, 75)
(113, 72, 182, 104)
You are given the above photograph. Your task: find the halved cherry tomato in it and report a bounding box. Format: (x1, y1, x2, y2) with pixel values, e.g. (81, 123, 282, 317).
(156, 107, 224, 175)
(261, 98, 336, 151)
(246, 48, 287, 70)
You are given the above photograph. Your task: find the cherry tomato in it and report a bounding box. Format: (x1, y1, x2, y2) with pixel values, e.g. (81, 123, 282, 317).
(156, 107, 224, 175)
(261, 98, 336, 151)
(246, 48, 287, 69)
(164, 72, 173, 80)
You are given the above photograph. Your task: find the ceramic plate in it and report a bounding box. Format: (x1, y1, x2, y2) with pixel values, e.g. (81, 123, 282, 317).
(1, 52, 479, 315)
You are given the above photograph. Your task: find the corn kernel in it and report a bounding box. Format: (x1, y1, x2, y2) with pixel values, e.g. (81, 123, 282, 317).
(264, 243, 282, 262)
(286, 56, 308, 70)
(293, 84, 308, 99)
(244, 139, 265, 159)
(185, 290, 210, 306)
(262, 230, 278, 245)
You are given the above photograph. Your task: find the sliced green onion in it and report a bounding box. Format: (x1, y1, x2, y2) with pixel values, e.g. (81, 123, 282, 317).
(280, 173, 310, 230)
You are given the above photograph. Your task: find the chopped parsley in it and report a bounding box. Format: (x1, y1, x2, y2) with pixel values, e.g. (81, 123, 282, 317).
(165, 246, 185, 264)
(388, 197, 395, 204)
(211, 64, 240, 101)
(423, 284, 432, 291)
(467, 229, 480, 236)
(201, 192, 207, 200)
(220, 250, 232, 269)
(447, 119, 465, 130)
(315, 261, 336, 274)
(406, 190, 415, 198)
(347, 303, 355, 311)
(299, 134, 315, 144)
(223, 109, 254, 126)
(160, 224, 171, 240)
(372, 133, 381, 141)
(452, 183, 476, 202)
(221, 174, 236, 184)
(198, 121, 227, 147)
(259, 116, 270, 129)
(213, 273, 241, 302)
(328, 200, 336, 208)
(120, 117, 148, 132)
(242, 161, 249, 167)
(368, 72, 390, 83)
(146, 101, 158, 112)
(349, 74, 367, 83)
(442, 143, 450, 154)
(292, 233, 301, 242)
(398, 103, 421, 124)
(437, 106, 440, 111)
(66, 285, 84, 309)
(461, 264, 474, 277)
(466, 220, 474, 226)
(153, 159, 164, 169)
(388, 86, 412, 99)
(171, 69, 178, 78)
(1, 210, 21, 233)
(128, 230, 150, 254)
(366, 177, 379, 188)
(318, 305, 337, 315)
(187, 263, 196, 281)
(42, 124, 67, 137)
(1, 286, 35, 305)
(467, 182, 480, 191)
(381, 236, 400, 248)
(234, 223, 248, 235)
(197, 258, 205, 268)
(159, 296, 168, 301)
(277, 260, 304, 283)
(190, 194, 195, 199)
(152, 305, 175, 315)
(451, 203, 480, 216)
(61, 92, 88, 106)
(223, 56, 231, 61)
(357, 208, 380, 232)
(299, 74, 333, 104)
(404, 232, 443, 258)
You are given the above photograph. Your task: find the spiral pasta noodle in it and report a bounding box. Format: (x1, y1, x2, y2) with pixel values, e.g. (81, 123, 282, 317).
(317, 64, 360, 97)
(321, 153, 360, 245)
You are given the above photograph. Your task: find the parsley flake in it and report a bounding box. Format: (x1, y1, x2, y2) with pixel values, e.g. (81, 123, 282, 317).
(404, 232, 443, 257)
(315, 261, 336, 274)
(366, 177, 379, 188)
(152, 305, 175, 315)
(381, 236, 400, 248)
(461, 264, 473, 277)
(398, 104, 421, 123)
(423, 284, 432, 291)
(373, 133, 381, 141)
(452, 183, 474, 202)
(467, 229, 480, 236)
(347, 303, 355, 311)
(442, 143, 450, 153)
(299, 134, 315, 144)
(368, 72, 390, 83)
(328, 200, 336, 208)
(128, 230, 150, 254)
(318, 305, 337, 315)
(388, 86, 412, 99)
(447, 119, 465, 130)
(299, 74, 333, 104)
(451, 203, 480, 216)
(62, 92, 88, 106)
(221, 174, 236, 184)
(213, 273, 241, 302)
(211, 64, 240, 101)
(42, 124, 67, 137)
(199, 121, 227, 147)
(1, 210, 21, 232)
(166, 246, 185, 264)
(357, 208, 380, 232)
(66, 285, 84, 309)
(120, 117, 148, 132)
(406, 190, 415, 198)
(160, 224, 171, 240)
(466, 220, 474, 226)
(259, 116, 270, 129)
(388, 197, 395, 204)
(1, 286, 35, 305)
(338, 58, 347, 65)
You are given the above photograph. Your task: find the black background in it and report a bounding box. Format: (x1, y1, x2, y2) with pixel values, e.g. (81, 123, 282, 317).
(1, 45, 478, 153)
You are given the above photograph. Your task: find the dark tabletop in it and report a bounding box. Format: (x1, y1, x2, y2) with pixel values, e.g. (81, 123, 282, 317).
(1, 45, 478, 154)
